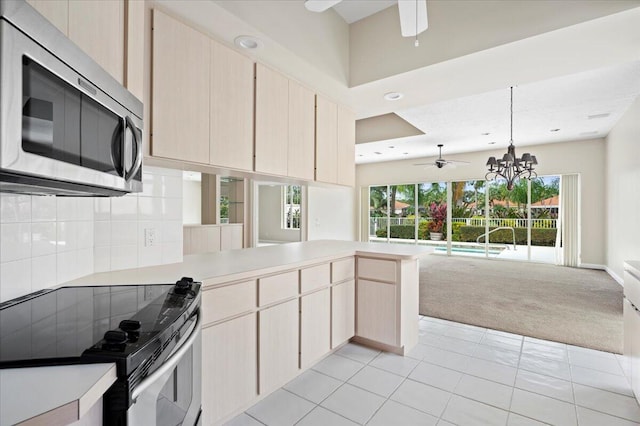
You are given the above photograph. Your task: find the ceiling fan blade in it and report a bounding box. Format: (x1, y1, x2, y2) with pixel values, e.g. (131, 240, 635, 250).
(447, 160, 471, 165)
(398, 0, 428, 37)
(304, 0, 343, 12)
(413, 163, 436, 167)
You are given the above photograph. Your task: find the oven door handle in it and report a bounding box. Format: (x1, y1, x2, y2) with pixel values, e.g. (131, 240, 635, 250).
(131, 309, 201, 402)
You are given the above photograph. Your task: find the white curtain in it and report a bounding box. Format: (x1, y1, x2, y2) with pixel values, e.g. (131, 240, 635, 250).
(557, 174, 580, 267)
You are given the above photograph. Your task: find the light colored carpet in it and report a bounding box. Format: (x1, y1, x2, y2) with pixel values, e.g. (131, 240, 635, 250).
(418, 254, 623, 353)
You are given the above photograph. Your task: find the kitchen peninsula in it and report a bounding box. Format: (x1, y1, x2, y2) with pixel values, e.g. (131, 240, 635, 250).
(66, 239, 431, 425)
(1, 241, 430, 425)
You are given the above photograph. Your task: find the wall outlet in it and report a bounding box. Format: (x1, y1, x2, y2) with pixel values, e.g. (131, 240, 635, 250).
(144, 228, 157, 247)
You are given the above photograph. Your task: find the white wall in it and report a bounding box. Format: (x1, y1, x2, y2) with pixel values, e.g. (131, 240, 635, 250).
(356, 138, 606, 265)
(182, 179, 202, 225)
(258, 185, 300, 243)
(0, 166, 183, 302)
(306, 185, 357, 241)
(606, 96, 640, 279)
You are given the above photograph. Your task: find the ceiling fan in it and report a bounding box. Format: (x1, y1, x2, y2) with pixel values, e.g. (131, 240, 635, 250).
(305, 0, 428, 44)
(414, 144, 471, 169)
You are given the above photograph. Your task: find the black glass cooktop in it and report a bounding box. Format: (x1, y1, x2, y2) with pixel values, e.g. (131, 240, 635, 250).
(0, 282, 199, 373)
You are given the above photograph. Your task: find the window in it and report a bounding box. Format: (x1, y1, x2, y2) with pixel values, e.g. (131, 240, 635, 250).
(282, 185, 301, 230)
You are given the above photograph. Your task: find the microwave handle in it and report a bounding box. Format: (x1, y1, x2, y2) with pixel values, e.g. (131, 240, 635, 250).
(131, 309, 201, 402)
(124, 116, 143, 182)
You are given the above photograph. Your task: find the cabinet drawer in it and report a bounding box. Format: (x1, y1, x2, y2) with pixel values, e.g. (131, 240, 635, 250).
(331, 257, 355, 283)
(358, 258, 397, 283)
(258, 271, 299, 306)
(202, 280, 256, 325)
(301, 264, 330, 293)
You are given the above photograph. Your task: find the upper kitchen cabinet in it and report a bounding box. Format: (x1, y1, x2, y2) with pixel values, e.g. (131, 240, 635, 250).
(315, 95, 338, 184)
(315, 96, 355, 187)
(210, 40, 254, 172)
(27, 0, 134, 87)
(288, 80, 316, 181)
(152, 9, 210, 164)
(125, 0, 145, 100)
(26, 0, 68, 34)
(255, 64, 289, 176)
(337, 105, 356, 187)
(68, 0, 125, 84)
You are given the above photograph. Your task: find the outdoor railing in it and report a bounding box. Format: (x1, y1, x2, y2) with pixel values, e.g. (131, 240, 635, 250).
(369, 217, 557, 235)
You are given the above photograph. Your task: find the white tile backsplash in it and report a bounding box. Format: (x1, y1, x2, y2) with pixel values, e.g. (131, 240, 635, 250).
(0, 166, 183, 302)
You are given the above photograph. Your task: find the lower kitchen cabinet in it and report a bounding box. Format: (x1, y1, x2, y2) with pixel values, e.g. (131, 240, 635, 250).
(357, 279, 397, 347)
(628, 299, 640, 400)
(258, 299, 299, 394)
(331, 280, 355, 348)
(202, 313, 257, 425)
(300, 288, 331, 369)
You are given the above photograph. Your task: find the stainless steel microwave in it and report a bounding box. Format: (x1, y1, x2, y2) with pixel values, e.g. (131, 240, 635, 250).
(0, 1, 143, 196)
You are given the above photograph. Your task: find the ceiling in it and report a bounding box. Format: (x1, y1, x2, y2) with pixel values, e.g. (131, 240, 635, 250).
(332, 0, 396, 24)
(355, 60, 640, 164)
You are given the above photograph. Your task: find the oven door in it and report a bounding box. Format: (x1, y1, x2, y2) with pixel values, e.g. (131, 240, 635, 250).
(127, 312, 202, 426)
(0, 18, 142, 194)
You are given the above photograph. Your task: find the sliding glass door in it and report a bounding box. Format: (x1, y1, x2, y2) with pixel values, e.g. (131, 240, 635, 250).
(367, 175, 563, 264)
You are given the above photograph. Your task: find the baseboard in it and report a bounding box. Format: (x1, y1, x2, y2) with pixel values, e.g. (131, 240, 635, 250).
(579, 263, 624, 286)
(606, 267, 624, 286)
(579, 263, 606, 270)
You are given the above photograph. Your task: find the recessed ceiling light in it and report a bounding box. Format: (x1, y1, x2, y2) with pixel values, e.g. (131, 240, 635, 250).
(481, 132, 491, 136)
(374, 151, 382, 155)
(358, 154, 364, 157)
(403, 152, 409, 155)
(234, 35, 262, 50)
(588, 113, 610, 120)
(384, 92, 403, 101)
(389, 145, 395, 149)
(550, 128, 561, 132)
(488, 141, 497, 145)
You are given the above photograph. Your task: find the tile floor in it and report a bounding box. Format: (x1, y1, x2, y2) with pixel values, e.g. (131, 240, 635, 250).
(226, 316, 640, 426)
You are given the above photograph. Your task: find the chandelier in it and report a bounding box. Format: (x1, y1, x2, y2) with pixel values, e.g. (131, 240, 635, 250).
(485, 86, 537, 190)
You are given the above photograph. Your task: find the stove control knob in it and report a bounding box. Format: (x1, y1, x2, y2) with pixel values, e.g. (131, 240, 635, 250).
(119, 319, 141, 332)
(104, 330, 128, 344)
(174, 277, 193, 295)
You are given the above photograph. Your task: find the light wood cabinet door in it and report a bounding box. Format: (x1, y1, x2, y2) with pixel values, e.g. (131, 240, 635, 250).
(315, 95, 338, 184)
(68, 0, 124, 83)
(357, 279, 397, 346)
(151, 10, 210, 164)
(337, 104, 355, 187)
(331, 280, 355, 348)
(125, 0, 144, 100)
(255, 64, 289, 176)
(183, 226, 221, 255)
(202, 313, 257, 425)
(26, 0, 68, 34)
(287, 80, 315, 180)
(300, 289, 331, 369)
(210, 40, 254, 171)
(259, 299, 299, 394)
(220, 224, 244, 251)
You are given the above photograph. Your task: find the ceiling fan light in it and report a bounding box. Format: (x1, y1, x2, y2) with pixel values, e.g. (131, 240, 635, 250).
(304, 0, 342, 13)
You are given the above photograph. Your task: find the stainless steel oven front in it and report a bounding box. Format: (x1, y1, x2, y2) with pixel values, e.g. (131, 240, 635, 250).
(125, 311, 202, 426)
(0, 1, 143, 196)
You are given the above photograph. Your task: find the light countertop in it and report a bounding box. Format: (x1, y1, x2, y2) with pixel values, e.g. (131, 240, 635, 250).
(65, 240, 432, 288)
(0, 363, 116, 425)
